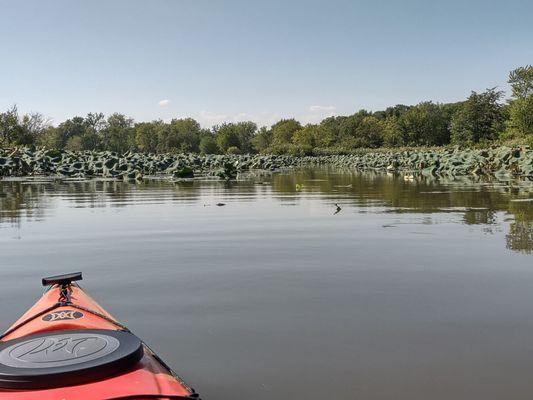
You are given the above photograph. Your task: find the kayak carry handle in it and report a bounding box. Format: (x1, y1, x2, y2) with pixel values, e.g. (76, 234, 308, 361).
(42, 272, 83, 287)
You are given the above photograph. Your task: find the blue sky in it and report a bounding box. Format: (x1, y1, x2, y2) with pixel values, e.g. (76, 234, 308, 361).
(1, 0, 532, 127)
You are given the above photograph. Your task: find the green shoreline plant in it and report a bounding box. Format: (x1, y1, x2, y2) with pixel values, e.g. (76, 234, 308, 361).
(0, 146, 531, 180)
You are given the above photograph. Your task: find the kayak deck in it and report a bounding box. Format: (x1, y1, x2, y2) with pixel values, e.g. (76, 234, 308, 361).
(0, 276, 198, 399)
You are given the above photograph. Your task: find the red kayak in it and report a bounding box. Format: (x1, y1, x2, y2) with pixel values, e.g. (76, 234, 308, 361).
(0, 272, 199, 399)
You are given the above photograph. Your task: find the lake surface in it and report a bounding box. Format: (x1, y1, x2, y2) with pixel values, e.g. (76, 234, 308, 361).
(1, 168, 532, 400)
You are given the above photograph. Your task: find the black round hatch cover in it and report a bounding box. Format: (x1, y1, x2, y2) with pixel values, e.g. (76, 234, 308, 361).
(0, 329, 143, 389)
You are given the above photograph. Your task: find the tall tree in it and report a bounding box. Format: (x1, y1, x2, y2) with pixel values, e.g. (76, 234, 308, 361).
(135, 121, 163, 153)
(316, 116, 343, 148)
(271, 119, 302, 146)
(199, 133, 219, 154)
(251, 127, 272, 153)
(165, 118, 202, 152)
(397, 102, 450, 146)
(18, 112, 48, 145)
(214, 123, 241, 153)
(0, 106, 23, 146)
(51, 117, 87, 149)
(292, 124, 319, 149)
(215, 121, 257, 153)
(338, 110, 370, 145)
(451, 88, 505, 144)
(353, 116, 386, 148)
(506, 65, 533, 139)
(509, 65, 533, 99)
(101, 113, 134, 153)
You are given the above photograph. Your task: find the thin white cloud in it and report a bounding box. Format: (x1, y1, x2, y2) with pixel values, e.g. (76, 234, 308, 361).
(309, 105, 336, 112)
(198, 110, 229, 125)
(197, 110, 281, 127)
(199, 110, 228, 120)
(158, 99, 171, 107)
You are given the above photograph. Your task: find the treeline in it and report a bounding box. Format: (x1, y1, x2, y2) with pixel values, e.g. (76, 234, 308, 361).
(1, 66, 531, 155)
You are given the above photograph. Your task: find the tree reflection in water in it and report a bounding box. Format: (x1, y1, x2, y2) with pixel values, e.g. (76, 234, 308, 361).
(1, 169, 531, 253)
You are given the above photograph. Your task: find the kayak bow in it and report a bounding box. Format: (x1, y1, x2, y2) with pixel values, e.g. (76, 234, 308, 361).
(0, 272, 199, 400)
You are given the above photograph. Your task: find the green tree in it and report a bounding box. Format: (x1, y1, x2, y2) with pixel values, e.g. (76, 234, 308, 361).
(0, 106, 26, 146)
(316, 117, 343, 148)
(214, 123, 241, 153)
(38, 126, 59, 148)
(226, 146, 241, 155)
(382, 118, 403, 147)
(507, 99, 533, 140)
(81, 112, 105, 150)
(85, 113, 106, 133)
(51, 117, 87, 149)
(397, 102, 450, 146)
(506, 65, 533, 139)
(234, 121, 257, 153)
(338, 111, 370, 146)
(166, 118, 202, 152)
(215, 121, 257, 153)
(451, 88, 505, 144)
(0, 106, 21, 146)
(251, 127, 272, 153)
(0, 106, 49, 147)
(101, 113, 134, 153)
(292, 124, 319, 149)
(77, 131, 100, 151)
(355, 116, 386, 148)
(199, 134, 219, 154)
(18, 112, 48, 145)
(374, 104, 411, 120)
(155, 118, 202, 153)
(340, 115, 386, 148)
(271, 119, 302, 146)
(135, 121, 163, 153)
(509, 65, 533, 99)
(44, 114, 101, 151)
(65, 135, 83, 151)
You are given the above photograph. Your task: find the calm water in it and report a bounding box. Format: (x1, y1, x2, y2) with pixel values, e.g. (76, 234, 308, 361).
(1, 168, 532, 399)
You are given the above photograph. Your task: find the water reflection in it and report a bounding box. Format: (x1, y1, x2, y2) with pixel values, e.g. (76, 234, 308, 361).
(1, 168, 532, 253)
(1, 169, 533, 400)
(507, 201, 533, 253)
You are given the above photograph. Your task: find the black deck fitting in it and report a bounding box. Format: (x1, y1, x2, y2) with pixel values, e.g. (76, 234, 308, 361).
(42, 272, 83, 287)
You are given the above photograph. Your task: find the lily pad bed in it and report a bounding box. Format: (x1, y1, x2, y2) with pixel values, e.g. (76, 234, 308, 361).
(304, 146, 533, 178)
(0, 146, 532, 181)
(0, 149, 301, 181)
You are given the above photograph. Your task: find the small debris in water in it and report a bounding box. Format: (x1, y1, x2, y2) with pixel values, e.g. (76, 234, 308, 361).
(216, 203, 226, 207)
(334, 203, 342, 215)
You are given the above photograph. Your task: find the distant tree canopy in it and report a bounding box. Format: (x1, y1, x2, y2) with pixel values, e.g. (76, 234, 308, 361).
(1, 66, 531, 154)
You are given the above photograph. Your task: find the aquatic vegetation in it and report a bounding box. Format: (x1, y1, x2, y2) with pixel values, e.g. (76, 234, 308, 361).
(173, 167, 194, 179)
(214, 162, 238, 180)
(302, 146, 533, 178)
(0, 148, 300, 180)
(0, 146, 531, 181)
